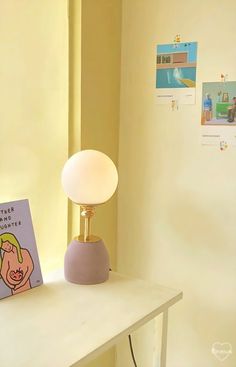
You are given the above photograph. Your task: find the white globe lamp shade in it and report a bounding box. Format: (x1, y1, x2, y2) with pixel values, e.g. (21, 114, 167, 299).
(61, 150, 118, 205)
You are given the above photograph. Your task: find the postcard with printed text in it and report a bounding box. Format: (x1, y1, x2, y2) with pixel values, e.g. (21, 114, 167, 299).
(0, 199, 43, 300)
(156, 41, 197, 104)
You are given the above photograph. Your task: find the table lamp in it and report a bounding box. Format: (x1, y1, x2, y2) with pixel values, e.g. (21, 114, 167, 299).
(61, 149, 118, 285)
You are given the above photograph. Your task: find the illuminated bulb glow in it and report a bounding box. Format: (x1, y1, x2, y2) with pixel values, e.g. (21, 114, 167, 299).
(61, 150, 118, 205)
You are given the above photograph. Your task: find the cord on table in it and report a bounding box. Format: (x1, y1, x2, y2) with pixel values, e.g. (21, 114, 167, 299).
(128, 334, 138, 367)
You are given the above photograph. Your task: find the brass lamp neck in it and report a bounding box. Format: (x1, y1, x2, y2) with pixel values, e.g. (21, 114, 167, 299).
(80, 205, 95, 242)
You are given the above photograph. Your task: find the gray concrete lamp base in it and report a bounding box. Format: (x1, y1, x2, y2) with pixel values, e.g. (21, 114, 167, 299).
(64, 239, 110, 285)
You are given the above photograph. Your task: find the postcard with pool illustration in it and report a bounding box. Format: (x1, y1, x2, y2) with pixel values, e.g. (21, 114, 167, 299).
(0, 199, 43, 300)
(156, 41, 198, 104)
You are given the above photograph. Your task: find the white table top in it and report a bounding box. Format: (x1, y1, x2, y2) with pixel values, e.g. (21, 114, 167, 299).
(0, 269, 182, 367)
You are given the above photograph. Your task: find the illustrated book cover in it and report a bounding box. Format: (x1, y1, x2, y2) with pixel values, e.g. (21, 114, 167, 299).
(0, 199, 43, 300)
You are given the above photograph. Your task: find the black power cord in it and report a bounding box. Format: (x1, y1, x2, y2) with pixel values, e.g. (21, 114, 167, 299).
(109, 268, 137, 366)
(128, 334, 138, 367)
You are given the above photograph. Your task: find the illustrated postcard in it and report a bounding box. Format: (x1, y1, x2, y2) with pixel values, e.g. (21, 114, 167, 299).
(0, 199, 43, 300)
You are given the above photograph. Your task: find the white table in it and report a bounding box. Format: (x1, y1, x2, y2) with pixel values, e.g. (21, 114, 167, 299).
(0, 269, 182, 367)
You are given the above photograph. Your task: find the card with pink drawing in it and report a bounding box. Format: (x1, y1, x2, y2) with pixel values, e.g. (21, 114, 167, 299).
(0, 199, 43, 300)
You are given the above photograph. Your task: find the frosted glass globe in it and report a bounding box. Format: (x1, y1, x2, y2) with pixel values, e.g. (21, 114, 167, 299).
(61, 150, 118, 205)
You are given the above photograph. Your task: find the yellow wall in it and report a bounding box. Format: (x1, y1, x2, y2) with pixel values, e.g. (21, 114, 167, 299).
(81, 0, 121, 270)
(68, 0, 82, 241)
(0, 0, 68, 272)
(69, 0, 121, 270)
(70, 1, 121, 366)
(117, 0, 236, 366)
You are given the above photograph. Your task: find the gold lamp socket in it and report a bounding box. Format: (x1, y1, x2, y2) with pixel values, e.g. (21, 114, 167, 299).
(75, 205, 101, 243)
